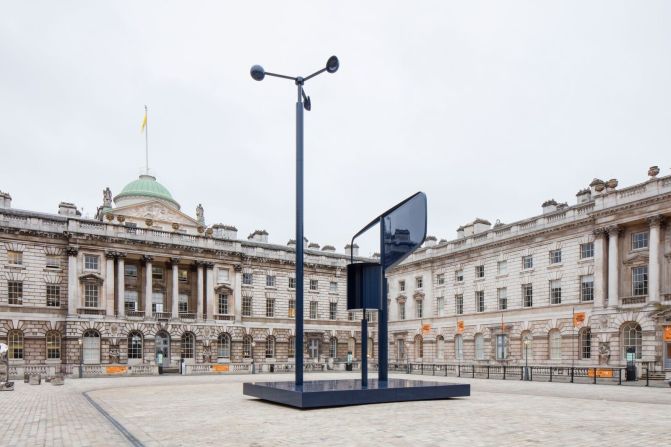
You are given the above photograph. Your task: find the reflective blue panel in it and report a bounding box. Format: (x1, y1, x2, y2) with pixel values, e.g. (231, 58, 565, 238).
(382, 192, 427, 270)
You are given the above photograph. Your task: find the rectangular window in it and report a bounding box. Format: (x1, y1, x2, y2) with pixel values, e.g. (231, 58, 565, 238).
(309, 279, 319, 291)
(217, 269, 229, 283)
(178, 293, 188, 313)
(496, 334, 508, 360)
(242, 272, 253, 285)
(475, 291, 485, 312)
(178, 269, 188, 283)
(152, 267, 164, 281)
(84, 283, 98, 307)
(310, 301, 318, 319)
(455, 269, 464, 282)
(399, 302, 406, 320)
(266, 275, 276, 288)
(415, 300, 423, 318)
(415, 277, 423, 289)
(522, 255, 533, 270)
(218, 294, 229, 314)
(84, 254, 99, 271)
(549, 249, 562, 264)
(125, 291, 138, 312)
(455, 294, 463, 315)
(329, 302, 337, 320)
(497, 288, 507, 310)
(497, 261, 507, 275)
(46, 254, 61, 269)
(7, 250, 23, 265)
(475, 265, 485, 278)
(8, 281, 23, 305)
(437, 273, 445, 285)
(46, 285, 60, 307)
(152, 292, 164, 313)
(288, 299, 296, 318)
(580, 275, 594, 302)
(242, 296, 253, 316)
(288, 277, 296, 289)
(399, 280, 406, 292)
(436, 296, 444, 316)
(329, 281, 338, 293)
(265, 297, 275, 317)
(631, 231, 649, 250)
(125, 264, 138, 278)
(522, 284, 533, 308)
(348, 311, 354, 321)
(580, 242, 594, 259)
(632, 266, 648, 296)
(549, 279, 562, 304)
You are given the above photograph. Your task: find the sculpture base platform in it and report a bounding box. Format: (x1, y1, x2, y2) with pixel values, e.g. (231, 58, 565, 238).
(243, 378, 470, 409)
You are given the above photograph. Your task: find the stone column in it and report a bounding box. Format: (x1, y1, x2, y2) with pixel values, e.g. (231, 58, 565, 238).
(116, 253, 125, 317)
(204, 262, 215, 320)
(607, 225, 621, 307)
(143, 255, 153, 318)
(196, 261, 204, 320)
(105, 252, 116, 317)
(234, 265, 242, 323)
(171, 258, 180, 318)
(647, 216, 663, 303)
(592, 228, 607, 308)
(66, 246, 79, 316)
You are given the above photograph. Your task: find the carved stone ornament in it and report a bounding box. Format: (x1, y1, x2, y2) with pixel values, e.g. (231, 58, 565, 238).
(605, 178, 618, 189)
(598, 342, 611, 365)
(66, 246, 79, 257)
(206, 228, 213, 236)
(105, 213, 114, 221)
(606, 225, 621, 236)
(647, 215, 663, 228)
(197, 225, 205, 233)
(592, 227, 607, 238)
(648, 165, 660, 178)
(109, 344, 120, 364)
(172, 222, 180, 230)
(116, 215, 125, 223)
(145, 218, 153, 227)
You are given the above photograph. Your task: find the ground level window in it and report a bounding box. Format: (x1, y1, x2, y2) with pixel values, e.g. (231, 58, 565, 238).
(181, 332, 195, 359)
(218, 333, 231, 358)
(46, 331, 61, 359)
(242, 336, 253, 358)
(580, 327, 591, 359)
(330, 337, 338, 358)
(265, 336, 275, 358)
(621, 322, 642, 360)
(128, 331, 143, 359)
(8, 330, 24, 359)
(496, 334, 508, 360)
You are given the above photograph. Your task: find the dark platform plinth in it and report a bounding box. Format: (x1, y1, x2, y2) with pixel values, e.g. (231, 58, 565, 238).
(243, 378, 470, 409)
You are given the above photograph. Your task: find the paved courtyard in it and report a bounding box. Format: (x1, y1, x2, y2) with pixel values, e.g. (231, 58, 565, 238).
(1, 372, 670, 447)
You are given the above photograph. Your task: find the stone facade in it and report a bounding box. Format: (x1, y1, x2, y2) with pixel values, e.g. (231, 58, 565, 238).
(388, 169, 671, 376)
(0, 175, 373, 377)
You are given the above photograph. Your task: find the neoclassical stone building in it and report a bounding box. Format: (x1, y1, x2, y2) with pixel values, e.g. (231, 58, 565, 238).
(387, 167, 671, 377)
(0, 175, 372, 377)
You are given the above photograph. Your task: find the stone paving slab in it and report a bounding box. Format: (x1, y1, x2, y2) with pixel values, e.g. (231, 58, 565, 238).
(1, 373, 670, 446)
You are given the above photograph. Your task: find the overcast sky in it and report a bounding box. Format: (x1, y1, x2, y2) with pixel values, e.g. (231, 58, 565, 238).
(1, 1, 670, 256)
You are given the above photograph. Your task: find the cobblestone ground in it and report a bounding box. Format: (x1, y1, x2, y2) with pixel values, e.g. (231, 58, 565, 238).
(1, 372, 670, 446)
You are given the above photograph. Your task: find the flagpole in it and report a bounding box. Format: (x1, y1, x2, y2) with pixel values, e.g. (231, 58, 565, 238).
(145, 105, 149, 175)
(572, 306, 575, 370)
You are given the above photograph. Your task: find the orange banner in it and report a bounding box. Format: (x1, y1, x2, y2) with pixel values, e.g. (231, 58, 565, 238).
(573, 312, 586, 327)
(456, 320, 464, 334)
(664, 326, 671, 342)
(421, 323, 431, 335)
(106, 366, 128, 375)
(587, 368, 613, 378)
(212, 364, 230, 373)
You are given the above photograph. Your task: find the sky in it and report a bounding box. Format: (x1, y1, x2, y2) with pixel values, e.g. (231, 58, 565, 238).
(1, 1, 670, 256)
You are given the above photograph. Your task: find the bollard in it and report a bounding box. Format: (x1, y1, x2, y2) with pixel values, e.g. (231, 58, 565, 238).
(487, 365, 490, 379)
(570, 367, 574, 383)
(618, 368, 622, 385)
(433, 364, 435, 376)
(550, 367, 553, 382)
(645, 368, 649, 387)
(503, 366, 506, 380)
(458, 365, 461, 377)
(593, 368, 597, 384)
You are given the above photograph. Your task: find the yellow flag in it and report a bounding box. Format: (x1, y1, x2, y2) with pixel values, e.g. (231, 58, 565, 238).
(140, 111, 147, 133)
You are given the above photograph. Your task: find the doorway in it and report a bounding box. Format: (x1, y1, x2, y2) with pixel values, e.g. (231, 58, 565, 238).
(155, 331, 171, 368)
(308, 338, 319, 359)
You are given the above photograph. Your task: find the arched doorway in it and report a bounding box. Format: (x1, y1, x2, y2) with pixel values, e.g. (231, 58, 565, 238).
(82, 330, 100, 364)
(155, 331, 171, 368)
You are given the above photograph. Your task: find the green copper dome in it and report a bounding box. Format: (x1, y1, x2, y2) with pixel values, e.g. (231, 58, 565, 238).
(114, 175, 180, 209)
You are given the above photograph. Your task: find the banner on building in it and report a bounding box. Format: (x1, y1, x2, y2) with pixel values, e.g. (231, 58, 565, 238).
(106, 366, 128, 375)
(421, 323, 431, 335)
(664, 325, 671, 342)
(212, 364, 230, 373)
(456, 320, 464, 333)
(573, 312, 586, 327)
(587, 368, 613, 378)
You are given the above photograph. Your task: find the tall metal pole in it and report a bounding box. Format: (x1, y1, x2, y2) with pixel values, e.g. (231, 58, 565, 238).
(295, 81, 304, 386)
(378, 217, 388, 382)
(144, 105, 149, 175)
(361, 312, 368, 387)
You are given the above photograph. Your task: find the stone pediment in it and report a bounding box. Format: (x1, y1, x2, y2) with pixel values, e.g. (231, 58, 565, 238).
(622, 252, 648, 266)
(108, 200, 200, 228)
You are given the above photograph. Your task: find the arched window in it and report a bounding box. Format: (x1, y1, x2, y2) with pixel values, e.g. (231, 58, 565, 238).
(475, 334, 485, 360)
(217, 333, 231, 358)
(436, 336, 445, 360)
(265, 336, 275, 358)
(414, 335, 424, 359)
(622, 322, 642, 360)
(82, 330, 100, 364)
(46, 331, 61, 360)
(242, 335, 253, 359)
(329, 337, 338, 358)
(579, 327, 591, 360)
(367, 337, 374, 358)
(454, 335, 463, 360)
(521, 331, 533, 361)
(288, 336, 295, 358)
(127, 331, 143, 359)
(348, 337, 356, 357)
(8, 330, 23, 360)
(181, 332, 195, 359)
(549, 330, 562, 361)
